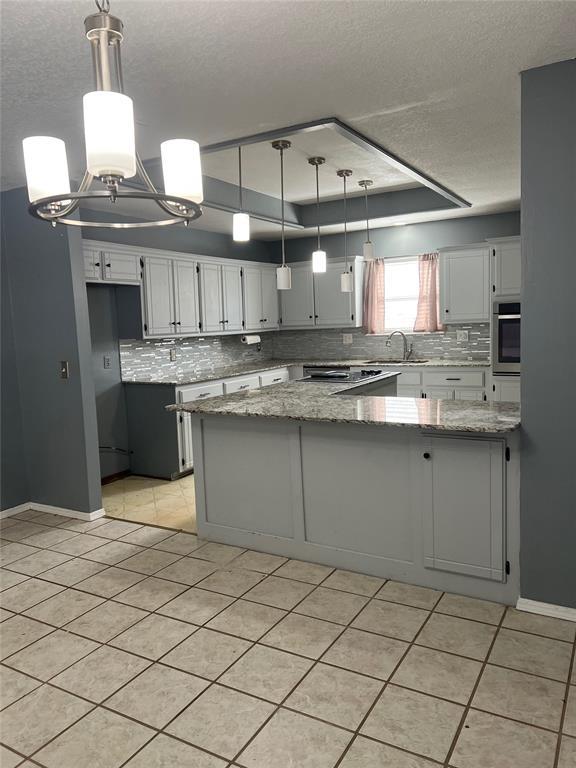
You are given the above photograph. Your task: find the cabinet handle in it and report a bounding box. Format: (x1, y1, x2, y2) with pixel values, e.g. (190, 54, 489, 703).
(239, 384, 250, 390)
(197, 392, 210, 398)
(176, 321, 181, 326)
(106, 263, 111, 268)
(94, 262, 100, 267)
(309, 315, 313, 319)
(315, 315, 319, 319)
(445, 309, 449, 313)
(423, 452, 431, 459)
(446, 377, 461, 381)
(273, 377, 282, 382)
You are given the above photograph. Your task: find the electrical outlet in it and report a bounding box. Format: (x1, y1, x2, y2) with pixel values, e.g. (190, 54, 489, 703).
(59, 361, 69, 379)
(170, 348, 177, 362)
(103, 356, 111, 369)
(342, 333, 353, 345)
(456, 330, 469, 342)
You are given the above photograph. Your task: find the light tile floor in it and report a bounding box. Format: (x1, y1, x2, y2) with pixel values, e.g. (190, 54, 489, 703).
(1, 510, 575, 768)
(101, 474, 197, 533)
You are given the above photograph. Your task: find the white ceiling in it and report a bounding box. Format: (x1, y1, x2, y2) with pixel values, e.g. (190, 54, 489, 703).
(2, 0, 574, 238)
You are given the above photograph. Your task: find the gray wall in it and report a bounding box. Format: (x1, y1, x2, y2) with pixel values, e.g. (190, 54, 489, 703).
(1, 188, 102, 514)
(520, 59, 576, 608)
(274, 211, 520, 262)
(80, 209, 276, 262)
(87, 284, 130, 480)
(1, 229, 29, 508)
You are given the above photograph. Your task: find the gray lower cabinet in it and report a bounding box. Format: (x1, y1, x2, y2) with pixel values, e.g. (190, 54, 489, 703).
(420, 435, 505, 581)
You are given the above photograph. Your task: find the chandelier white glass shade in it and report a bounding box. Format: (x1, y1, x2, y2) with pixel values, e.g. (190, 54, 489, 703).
(233, 145, 250, 242)
(83, 91, 136, 178)
(22, 0, 203, 229)
(308, 156, 327, 273)
(273, 140, 292, 290)
(337, 169, 354, 293)
(358, 179, 374, 260)
(22, 137, 71, 204)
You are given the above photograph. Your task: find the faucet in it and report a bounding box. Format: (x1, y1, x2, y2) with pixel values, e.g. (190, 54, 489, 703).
(386, 330, 413, 361)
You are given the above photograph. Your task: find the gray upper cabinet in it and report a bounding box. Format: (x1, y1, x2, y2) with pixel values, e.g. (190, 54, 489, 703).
(439, 245, 490, 323)
(83, 240, 141, 285)
(280, 264, 316, 328)
(243, 265, 279, 331)
(488, 236, 521, 297)
(144, 255, 200, 337)
(314, 261, 354, 327)
(199, 262, 243, 334)
(421, 436, 505, 581)
(143, 256, 175, 336)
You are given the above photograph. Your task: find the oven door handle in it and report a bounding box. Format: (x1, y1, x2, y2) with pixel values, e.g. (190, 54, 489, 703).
(497, 314, 521, 320)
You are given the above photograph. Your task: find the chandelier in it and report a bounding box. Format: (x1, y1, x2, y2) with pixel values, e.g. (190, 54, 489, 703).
(22, 0, 203, 229)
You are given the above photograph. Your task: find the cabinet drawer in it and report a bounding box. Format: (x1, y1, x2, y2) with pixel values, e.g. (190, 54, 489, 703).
(177, 382, 224, 402)
(259, 368, 290, 387)
(455, 388, 486, 402)
(223, 375, 260, 394)
(422, 371, 484, 388)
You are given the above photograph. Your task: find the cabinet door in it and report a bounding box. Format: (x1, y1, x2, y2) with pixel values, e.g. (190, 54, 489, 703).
(441, 247, 490, 323)
(421, 437, 505, 580)
(261, 268, 280, 329)
(103, 250, 141, 284)
(397, 385, 422, 398)
(280, 267, 315, 328)
(173, 260, 200, 335)
(242, 266, 263, 331)
(177, 413, 194, 471)
(314, 263, 353, 327)
(143, 257, 175, 336)
(199, 262, 223, 333)
(493, 241, 521, 296)
(84, 246, 102, 282)
(422, 387, 454, 400)
(454, 388, 486, 401)
(493, 378, 521, 403)
(222, 265, 243, 332)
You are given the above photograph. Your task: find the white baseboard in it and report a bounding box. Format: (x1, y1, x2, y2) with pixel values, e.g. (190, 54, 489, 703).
(0, 503, 106, 522)
(516, 597, 576, 623)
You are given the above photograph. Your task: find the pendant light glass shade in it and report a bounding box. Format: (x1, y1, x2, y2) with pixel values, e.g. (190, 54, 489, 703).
(233, 212, 250, 242)
(161, 139, 203, 204)
(22, 137, 71, 203)
(363, 240, 375, 260)
(341, 271, 353, 293)
(312, 249, 327, 273)
(83, 91, 136, 178)
(277, 264, 292, 290)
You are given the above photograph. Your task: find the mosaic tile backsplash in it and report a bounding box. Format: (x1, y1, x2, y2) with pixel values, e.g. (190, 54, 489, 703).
(119, 324, 489, 379)
(270, 324, 491, 362)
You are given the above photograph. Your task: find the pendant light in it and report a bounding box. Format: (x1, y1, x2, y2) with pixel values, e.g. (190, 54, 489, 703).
(308, 157, 327, 273)
(358, 179, 374, 259)
(337, 169, 354, 292)
(22, 0, 203, 229)
(272, 140, 292, 290)
(233, 145, 250, 242)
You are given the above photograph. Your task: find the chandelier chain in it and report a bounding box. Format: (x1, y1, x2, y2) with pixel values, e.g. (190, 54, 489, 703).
(95, 0, 111, 13)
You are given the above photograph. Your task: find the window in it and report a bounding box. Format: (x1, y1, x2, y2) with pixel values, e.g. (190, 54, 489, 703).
(384, 257, 419, 332)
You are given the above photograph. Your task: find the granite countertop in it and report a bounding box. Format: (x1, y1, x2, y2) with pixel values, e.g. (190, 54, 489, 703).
(122, 357, 490, 386)
(170, 380, 520, 433)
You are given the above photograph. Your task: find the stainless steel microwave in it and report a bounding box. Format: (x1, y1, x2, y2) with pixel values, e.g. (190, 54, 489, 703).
(492, 298, 521, 375)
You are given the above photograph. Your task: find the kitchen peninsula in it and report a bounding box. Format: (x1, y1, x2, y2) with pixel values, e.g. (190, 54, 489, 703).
(173, 382, 521, 605)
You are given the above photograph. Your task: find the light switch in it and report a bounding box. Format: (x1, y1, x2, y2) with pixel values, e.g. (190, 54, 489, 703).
(170, 349, 177, 361)
(456, 330, 469, 342)
(103, 356, 111, 369)
(342, 334, 353, 345)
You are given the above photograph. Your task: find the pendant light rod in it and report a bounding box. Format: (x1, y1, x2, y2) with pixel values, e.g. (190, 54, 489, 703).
(238, 145, 243, 211)
(308, 156, 325, 250)
(358, 179, 373, 242)
(272, 139, 291, 266)
(337, 169, 353, 269)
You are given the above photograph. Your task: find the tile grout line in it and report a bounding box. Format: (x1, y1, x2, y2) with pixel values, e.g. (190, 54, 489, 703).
(552, 633, 576, 768)
(442, 607, 509, 767)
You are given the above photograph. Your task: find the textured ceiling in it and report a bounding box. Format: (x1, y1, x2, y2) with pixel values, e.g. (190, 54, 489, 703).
(1, 0, 575, 237)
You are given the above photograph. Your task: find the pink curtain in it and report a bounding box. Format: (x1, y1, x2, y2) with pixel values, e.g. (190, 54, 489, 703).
(363, 259, 385, 334)
(414, 253, 444, 332)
